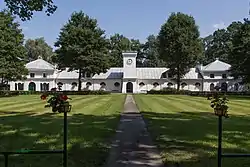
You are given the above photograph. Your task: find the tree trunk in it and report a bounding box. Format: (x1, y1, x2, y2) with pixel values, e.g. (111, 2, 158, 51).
(78, 68, 82, 91)
(177, 66, 180, 91)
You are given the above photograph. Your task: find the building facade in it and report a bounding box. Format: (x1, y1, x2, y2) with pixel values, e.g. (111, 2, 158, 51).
(9, 52, 248, 93)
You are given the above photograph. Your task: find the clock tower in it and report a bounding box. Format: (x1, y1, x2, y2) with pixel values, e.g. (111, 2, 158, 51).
(122, 51, 137, 78)
(122, 51, 137, 93)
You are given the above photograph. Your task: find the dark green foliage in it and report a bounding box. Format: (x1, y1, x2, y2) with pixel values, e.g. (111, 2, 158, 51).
(147, 88, 190, 95)
(108, 34, 143, 67)
(228, 19, 250, 83)
(142, 35, 166, 67)
(158, 12, 203, 90)
(25, 37, 55, 63)
(54, 11, 111, 91)
(207, 92, 229, 118)
(202, 21, 243, 65)
(0, 10, 28, 89)
(0, 90, 111, 97)
(4, 0, 57, 21)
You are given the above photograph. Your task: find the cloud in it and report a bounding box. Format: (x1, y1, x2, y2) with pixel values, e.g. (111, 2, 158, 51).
(212, 22, 227, 30)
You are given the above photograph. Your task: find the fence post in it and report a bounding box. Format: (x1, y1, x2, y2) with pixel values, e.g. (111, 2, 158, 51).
(4, 154, 8, 167)
(218, 115, 222, 167)
(63, 110, 68, 167)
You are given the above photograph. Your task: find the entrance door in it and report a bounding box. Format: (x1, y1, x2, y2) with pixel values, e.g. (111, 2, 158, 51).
(221, 82, 228, 92)
(28, 82, 36, 91)
(126, 82, 133, 93)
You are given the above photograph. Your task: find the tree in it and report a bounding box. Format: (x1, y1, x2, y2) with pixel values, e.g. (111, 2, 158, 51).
(130, 39, 144, 67)
(142, 35, 166, 67)
(54, 11, 111, 91)
(158, 12, 203, 90)
(3, 0, 57, 21)
(108, 34, 131, 67)
(202, 21, 243, 65)
(25, 37, 55, 63)
(0, 10, 28, 89)
(228, 19, 250, 83)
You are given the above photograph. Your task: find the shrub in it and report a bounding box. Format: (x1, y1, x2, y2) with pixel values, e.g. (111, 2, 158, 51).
(0, 90, 111, 97)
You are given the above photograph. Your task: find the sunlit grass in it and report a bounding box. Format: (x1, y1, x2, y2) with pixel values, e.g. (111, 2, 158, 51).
(0, 94, 125, 167)
(134, 94, 250, 167)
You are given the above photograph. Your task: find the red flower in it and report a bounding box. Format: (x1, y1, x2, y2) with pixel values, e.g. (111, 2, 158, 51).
(40, 94, 47, 100)
(60, 94, 68, 101)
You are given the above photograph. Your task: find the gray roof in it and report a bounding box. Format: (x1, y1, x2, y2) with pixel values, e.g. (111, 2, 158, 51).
(92, 68, 123, 79)
(55, 68, 79, 79)
(26, 59, 54, 70)
(202, 59, 231, 71)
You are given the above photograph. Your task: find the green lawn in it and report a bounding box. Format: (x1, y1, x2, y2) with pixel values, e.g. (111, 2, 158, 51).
(134, 94, 250, 167)
(0, 94, 125, 167)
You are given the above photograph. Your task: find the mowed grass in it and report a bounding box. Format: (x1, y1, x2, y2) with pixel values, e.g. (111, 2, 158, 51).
(0, 94, 125, 167)
(134, 94, 250, 167)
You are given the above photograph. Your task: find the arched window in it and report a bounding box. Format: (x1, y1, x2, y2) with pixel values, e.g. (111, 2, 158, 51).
(72, 82, 77, 86)
(167, 82, 173, 87)
(234, 83, 239, 91)
(100, 82, 106, 86)
(40, 83, 49, 91)
(210, 83, 215, 91)
(86, 82, 92, 86)
(181, 82, 187, 88)
(139, 82, 145, 86)
(114, 82, 120, 87)
(17, 83, 24, 90)
(195, 82, 201, 87)
(153, 82, 159, 87)
(57, 82, 63, 86)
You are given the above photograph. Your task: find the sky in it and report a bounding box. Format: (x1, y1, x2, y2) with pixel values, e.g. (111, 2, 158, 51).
(1, 0, 250, 49)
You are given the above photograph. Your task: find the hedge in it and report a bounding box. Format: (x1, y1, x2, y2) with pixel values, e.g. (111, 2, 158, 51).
(147, 88, 250, 96)
(0, 90, 111, 97)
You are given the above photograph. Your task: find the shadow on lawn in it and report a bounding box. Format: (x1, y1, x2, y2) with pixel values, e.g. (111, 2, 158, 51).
(141, 111, 250, 167)
(0, 111, 120, 167)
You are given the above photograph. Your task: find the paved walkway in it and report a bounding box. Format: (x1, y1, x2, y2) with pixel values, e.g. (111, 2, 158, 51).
(105, 95, 164, 167)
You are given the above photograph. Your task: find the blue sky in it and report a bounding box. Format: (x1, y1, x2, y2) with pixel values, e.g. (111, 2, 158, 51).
(1, 0, 250, 48)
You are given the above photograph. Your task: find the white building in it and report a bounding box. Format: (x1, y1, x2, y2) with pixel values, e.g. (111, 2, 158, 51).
(10, 52, 247, 93)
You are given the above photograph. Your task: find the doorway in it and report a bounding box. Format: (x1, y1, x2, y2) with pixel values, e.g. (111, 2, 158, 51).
(126, 82, 133, 93)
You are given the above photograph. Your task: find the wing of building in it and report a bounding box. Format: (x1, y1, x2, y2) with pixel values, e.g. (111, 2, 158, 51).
(10, 52, 248, 93)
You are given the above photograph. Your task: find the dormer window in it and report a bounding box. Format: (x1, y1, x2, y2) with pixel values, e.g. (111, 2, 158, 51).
(43, 73, 47, 78)
(30, 73, 35, 78)
(222, 74, 227, 79)
(168, 73, 173, 78)
(210, 74, 214, 78)
(161, 72, 167, 78)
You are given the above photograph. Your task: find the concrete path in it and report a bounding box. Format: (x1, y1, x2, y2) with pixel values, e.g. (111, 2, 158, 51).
(105, 95, 164, 167)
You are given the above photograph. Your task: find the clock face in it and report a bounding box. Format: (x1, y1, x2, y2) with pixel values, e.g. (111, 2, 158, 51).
(127, 59, 132, 65)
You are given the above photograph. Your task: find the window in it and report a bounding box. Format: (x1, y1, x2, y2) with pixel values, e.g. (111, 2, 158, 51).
(161, 72, 167, 78)
(210, 83, 215, 91)
(139, 82, 145, 86)
(114, 82, 120, 87)
(86, 73, 91, 78)
(168, 73, 173, 78)
(222, 74, 227, 79)
(43, 73, 47, 78)
(153, 82, 159, 87)
(30, 73, 35, 78)
(210, 74, 214, 78)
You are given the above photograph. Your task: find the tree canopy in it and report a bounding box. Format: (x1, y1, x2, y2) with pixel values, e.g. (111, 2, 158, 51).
(142, 35, 166, 67)
(158, 12, 203, 90)
(3, 0, 57, 21)
(202, 21, 243, 65)
(25, 37, 55, 63)
(0, 10, 28, 88)
(228, 19, 250, 83)
(54, 11, 111, 91)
